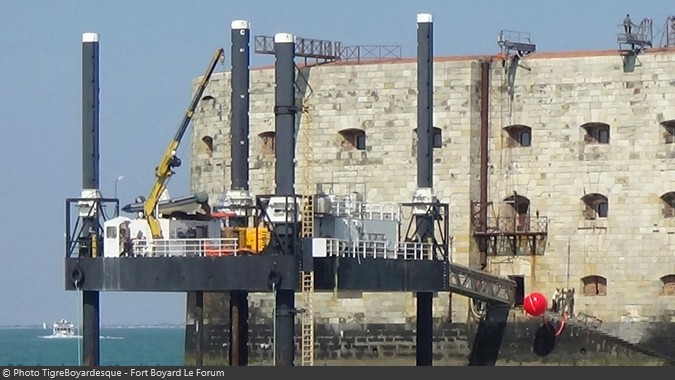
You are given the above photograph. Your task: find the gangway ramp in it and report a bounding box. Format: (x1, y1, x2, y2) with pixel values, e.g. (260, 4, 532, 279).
(447, 263, 515, 305)
(309, 237, 516, 305)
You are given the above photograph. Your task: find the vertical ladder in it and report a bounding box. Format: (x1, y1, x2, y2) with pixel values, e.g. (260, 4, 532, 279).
(300, 194, 315, 366)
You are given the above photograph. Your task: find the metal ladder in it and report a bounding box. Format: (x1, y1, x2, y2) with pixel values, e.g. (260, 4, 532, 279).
(300, 194, 315, 366)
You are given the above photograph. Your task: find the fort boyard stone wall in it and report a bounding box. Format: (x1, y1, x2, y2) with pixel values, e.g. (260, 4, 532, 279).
(186, 48, 675, 364)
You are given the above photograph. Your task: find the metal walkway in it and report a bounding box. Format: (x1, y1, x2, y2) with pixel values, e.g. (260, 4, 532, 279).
(447, 263, 515, 304)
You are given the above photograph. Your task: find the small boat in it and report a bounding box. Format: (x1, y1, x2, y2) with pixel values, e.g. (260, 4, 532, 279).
(51, 319, 77, 338)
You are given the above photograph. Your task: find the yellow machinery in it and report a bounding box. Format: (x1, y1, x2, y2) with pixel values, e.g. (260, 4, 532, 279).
(220, 225, 270, 254)
(237, 226, 270, 253)
(143, 48, 224, 239)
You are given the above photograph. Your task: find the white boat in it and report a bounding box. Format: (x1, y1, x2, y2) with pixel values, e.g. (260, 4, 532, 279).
(51, 319, 77, 338)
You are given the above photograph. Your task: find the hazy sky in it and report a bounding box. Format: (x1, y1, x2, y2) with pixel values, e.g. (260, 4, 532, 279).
(0, 0, 672, 327)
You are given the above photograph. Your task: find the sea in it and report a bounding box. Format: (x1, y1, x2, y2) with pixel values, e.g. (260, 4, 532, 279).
(0, 326, 185, 366)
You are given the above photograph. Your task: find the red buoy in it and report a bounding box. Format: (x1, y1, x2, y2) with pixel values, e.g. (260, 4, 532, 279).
(523, 292, 548, 316)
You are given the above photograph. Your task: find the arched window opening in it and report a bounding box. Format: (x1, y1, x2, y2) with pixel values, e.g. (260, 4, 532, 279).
(503, 124, 532, 148)
(581, 275, 607, 296)
(412, 127, 443, 148)
(339, 128, 366, 151)
(259, 131, 275, 156)
(660, 192, 675, 218)
(432, 127, 442, 148)
(581, 122, 610, 144)
(503, 193, 530, 232)
(661, 275, 675, 296)
(201, 135, 214, 157)
(661, 120, 675, 144)
(200, 95, 216, 108)
(581, 193, 608, 220)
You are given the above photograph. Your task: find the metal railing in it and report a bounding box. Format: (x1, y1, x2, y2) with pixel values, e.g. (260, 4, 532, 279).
(322, 238, 438, 260)
(617, 18, 654, 48)
(484, 216, 548, 233)
(124, 236, 439, 260)
(253, 35, 275, 55)
(254, 35, 402, 63)
(339, 45, 402, 63)
(129, 238, 240, 258)
(296, 37, 341, 59)
(329, 198, 400, 220)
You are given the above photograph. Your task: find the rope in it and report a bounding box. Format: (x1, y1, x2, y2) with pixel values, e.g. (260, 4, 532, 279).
(469, 299, 486, 321)
(543, 312, 569, 337)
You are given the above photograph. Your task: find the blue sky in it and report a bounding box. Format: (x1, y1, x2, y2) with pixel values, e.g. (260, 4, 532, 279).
(0, 0, 672, 326)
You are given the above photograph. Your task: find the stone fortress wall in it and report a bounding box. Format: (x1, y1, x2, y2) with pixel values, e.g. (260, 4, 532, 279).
(187, 48, 675, 356)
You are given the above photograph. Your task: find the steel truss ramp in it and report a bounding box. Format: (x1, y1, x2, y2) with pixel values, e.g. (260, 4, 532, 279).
(447, 263, 516, 305)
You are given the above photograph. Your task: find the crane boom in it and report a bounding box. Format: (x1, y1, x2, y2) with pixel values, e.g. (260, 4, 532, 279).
(143, 48, 225, 239)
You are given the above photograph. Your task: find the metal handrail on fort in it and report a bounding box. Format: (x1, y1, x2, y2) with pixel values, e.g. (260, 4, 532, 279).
(253, 34, 402, 64)
(339, 45, 402, 63)
(253, 35, 275, 55)
(295, 37, 341, 59)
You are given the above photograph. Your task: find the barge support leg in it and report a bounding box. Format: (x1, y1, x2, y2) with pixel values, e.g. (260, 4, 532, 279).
(229, 290, 249, 366)
(416, 291, 433, 366)
(82, 291, 100, 366)
(274, 289, 295, 366)
(194, 291, 204, 366)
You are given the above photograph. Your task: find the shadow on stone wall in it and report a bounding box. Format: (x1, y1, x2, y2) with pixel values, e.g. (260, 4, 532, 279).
(185, 317, 674, 366)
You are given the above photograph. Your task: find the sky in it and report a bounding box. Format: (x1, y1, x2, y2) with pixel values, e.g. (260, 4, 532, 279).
(0, 0, 672, 327)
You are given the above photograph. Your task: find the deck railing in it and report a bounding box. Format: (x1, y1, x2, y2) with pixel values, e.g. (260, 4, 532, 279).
(322, 238, 440, 260)
(125, 237, 441, 260)
(130, 238, 240, 257)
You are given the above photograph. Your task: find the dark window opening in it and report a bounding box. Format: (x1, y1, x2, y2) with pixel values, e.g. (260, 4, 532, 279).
(433, 127, 442, 148)
(503, 124, 532, 148)
(661, 192, 675, 218)
(201, 135, 214, 157)
(509, 275, 525, 306)
(582, 122, 610, 144)
(356, 134, 366, 150)
(339, 128, 367, 151)
(259, 131, 275, 156)
(519, 130, 531, 147)
(581, 193, 608, 220)
(661, 120, 675, 144)
(412, 127, 443, 149)
(200, 95, 216, 109)
(661, 275, 675, 296)
(582, 275, 607, 296)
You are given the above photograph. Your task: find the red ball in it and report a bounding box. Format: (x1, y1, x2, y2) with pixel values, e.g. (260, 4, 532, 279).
(523, 292, 548, 316)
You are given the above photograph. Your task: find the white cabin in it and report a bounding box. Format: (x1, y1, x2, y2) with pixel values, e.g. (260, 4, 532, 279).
(103, 217, 221, 258)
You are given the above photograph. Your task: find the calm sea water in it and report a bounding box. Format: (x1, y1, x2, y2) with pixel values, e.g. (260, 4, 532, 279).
(0, 327, 185, 366)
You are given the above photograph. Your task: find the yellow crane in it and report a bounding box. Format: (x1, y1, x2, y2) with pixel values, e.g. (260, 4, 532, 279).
(143, 48, 224, 239)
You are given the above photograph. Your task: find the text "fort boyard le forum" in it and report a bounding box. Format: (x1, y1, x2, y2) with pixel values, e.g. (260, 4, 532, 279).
(6, 368, 225, 379)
